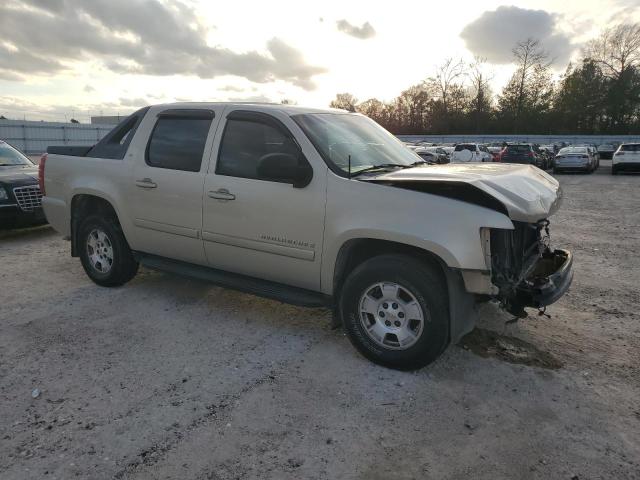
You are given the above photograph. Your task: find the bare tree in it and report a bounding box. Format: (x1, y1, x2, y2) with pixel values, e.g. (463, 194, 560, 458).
(357, 98, 386, 123)
(329, 93, 358, 112)
(585, 23, 640, 80)
(432, 58, 465, 115)
(512, 38, 550, 131)
(468, 57, 493, 132)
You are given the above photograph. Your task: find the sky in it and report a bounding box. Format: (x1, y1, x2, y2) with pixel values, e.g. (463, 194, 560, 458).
(0, 0, 638, 122)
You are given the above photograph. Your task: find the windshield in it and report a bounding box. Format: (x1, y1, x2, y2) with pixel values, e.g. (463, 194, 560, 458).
(0, 142, 33, 166)
(506, 145, 531, 153)
(292, 113, 421, 174)
(559, 147, 587, 155)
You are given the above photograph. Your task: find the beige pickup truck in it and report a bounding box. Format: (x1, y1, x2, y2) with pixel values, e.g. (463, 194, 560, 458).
(41, 103, 572, 370)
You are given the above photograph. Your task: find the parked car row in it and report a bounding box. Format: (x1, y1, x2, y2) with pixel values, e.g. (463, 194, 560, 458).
(403, 140, 640, 175)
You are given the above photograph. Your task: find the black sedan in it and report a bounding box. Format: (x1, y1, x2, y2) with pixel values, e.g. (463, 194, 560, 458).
(0, 141, 46, 228)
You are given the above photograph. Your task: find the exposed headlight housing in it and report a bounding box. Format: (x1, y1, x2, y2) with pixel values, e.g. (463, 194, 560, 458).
(0, 187, 8, 201)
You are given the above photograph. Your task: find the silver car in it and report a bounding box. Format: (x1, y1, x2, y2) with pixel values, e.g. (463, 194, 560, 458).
(553, 147, 595, 173)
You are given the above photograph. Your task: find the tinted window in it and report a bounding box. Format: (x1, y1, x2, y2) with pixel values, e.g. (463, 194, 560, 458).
(506, 145, 531, 153)
(146, 118, 211, 172)
(620, 144, 640, 152)
(454, 144, 476, 152)
(217, 118, 301, 180)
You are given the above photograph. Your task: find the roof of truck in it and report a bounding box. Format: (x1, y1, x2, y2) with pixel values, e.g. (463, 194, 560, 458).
(149, 102, 347, 116)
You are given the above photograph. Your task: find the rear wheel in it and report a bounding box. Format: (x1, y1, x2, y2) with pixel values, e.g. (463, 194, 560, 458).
(612, 166, 618, 175)
(340, 254, 449, 370)
(78, 215, 138, 287)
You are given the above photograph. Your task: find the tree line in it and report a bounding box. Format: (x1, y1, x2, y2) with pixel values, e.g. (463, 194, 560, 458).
(329, 23, 640, 135)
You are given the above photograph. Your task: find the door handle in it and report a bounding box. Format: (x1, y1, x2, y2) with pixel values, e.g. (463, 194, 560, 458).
(208, 188, 235, 201)
(135, 178, 157, 189)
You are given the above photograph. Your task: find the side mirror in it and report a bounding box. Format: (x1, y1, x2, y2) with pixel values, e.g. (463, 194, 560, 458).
(257, 153, 313, 188)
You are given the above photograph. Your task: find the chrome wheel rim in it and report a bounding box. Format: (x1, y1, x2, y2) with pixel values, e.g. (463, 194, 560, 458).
(358, 282, 425, 350)
(86, 228, 113, 274)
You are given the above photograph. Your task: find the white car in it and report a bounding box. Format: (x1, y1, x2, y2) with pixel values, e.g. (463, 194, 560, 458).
(41, 102, 572, 370)
(612, 143, 640, 174)
(450, 143, 492, 163)
(414, 146, 449, 164)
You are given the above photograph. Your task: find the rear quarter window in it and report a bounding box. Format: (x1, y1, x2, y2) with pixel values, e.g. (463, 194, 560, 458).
(86, 107, 150, 159)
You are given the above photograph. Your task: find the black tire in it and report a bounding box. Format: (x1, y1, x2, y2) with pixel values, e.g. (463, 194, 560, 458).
(78, 214, 138, 287)
(340, 254, 449, 370)
(611, 166, 618, 175)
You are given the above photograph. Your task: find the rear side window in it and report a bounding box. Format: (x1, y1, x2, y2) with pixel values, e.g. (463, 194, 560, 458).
(146, 117, 212, 172)
(217, 115, 302, 181)
(620, 144, 640, 152)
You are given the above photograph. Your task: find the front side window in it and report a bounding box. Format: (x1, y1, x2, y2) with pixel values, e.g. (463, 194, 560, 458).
(146, 117, 212, 172)
(217, 117, 303, 181)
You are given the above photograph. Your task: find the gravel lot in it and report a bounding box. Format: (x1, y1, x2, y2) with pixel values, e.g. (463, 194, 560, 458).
(1, 161, 639, 480)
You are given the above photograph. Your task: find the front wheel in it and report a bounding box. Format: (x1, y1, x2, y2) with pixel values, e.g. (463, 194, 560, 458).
(340, 254, 449, 370)
(78, 215, 138, 287)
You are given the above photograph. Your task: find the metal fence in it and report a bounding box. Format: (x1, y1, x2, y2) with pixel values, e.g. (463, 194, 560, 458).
(397, 134, 640, 145)
(3, 117, 640, 156)
(0, 119, 114, 155)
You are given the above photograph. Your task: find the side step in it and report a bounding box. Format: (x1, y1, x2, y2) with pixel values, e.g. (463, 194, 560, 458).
(134, 252, 332, 308)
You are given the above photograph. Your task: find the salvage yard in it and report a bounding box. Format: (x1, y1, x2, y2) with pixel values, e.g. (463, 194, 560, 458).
(1, 162, 639, 480)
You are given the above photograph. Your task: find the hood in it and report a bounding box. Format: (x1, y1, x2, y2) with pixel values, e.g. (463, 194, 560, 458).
(0, 165, 39, 186)
(362, 163, 562, 223)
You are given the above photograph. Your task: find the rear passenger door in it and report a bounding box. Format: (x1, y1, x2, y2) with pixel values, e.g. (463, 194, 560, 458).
(128, 108, 222, 265)
(202, 110, 326, 291)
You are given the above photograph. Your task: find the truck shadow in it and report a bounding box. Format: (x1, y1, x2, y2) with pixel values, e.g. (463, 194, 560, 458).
(458, 327, 562, 370)
(0, 224, 53, 240)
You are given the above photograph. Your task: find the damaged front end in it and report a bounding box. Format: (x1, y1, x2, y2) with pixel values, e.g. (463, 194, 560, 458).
(490, 220, 573, 317)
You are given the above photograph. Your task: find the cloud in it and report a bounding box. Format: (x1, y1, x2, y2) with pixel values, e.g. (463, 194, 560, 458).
(460, 6, 574, 65)
(219, 85, 246, 92)
(0, 0, 326, 90)
(118, 97, 148, 108)
(83, 85, 95, 93)
(0, 95, 136, 122)
(227, 94, 273, 103)
(336, 20, 376, 40)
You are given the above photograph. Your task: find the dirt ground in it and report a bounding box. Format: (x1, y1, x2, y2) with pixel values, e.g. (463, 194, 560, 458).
(1, 161, 639, 480)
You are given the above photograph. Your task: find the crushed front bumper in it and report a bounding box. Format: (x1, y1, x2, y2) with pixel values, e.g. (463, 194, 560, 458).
(513, 249, 573, 311)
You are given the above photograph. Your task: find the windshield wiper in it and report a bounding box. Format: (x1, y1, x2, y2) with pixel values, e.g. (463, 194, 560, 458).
(350, 160, 431, 177)
(350, 163, 407, 177)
